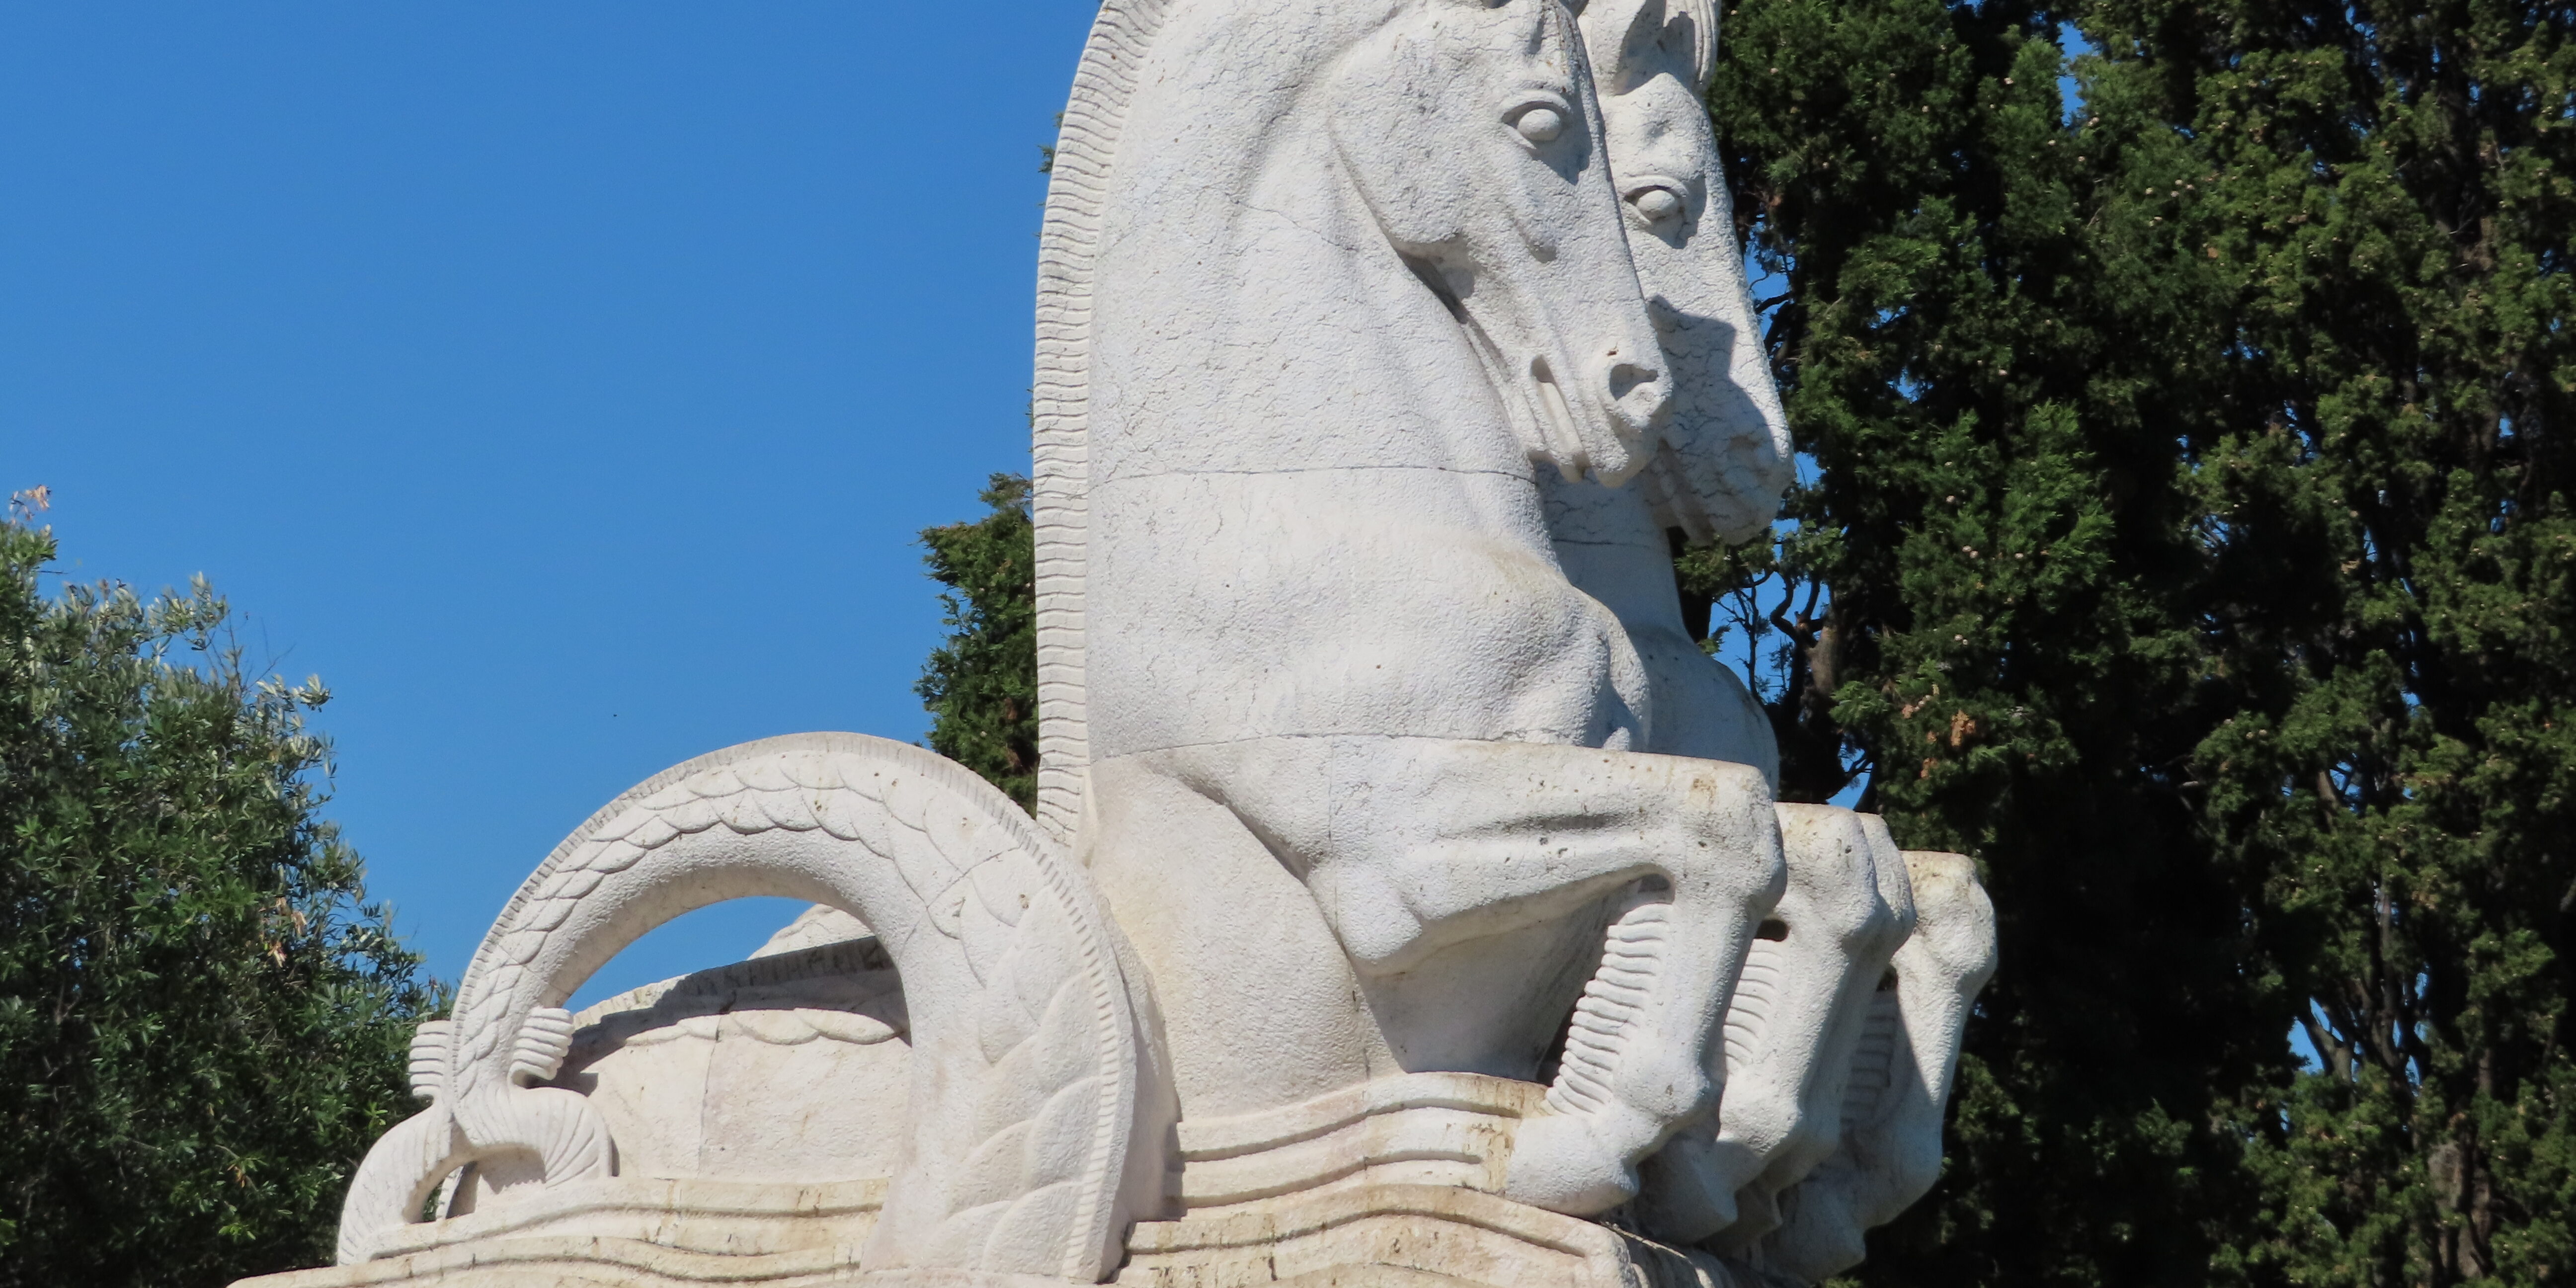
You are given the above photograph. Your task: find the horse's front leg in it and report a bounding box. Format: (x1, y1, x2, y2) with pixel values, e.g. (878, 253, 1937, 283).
(1156, 735, 1785, 1216)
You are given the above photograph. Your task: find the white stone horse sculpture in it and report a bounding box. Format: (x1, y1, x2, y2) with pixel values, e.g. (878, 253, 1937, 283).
(1040, 0, 1797, 1219)
(1750, 848, 1998, 1281)
(308, 0, 2001, 1282)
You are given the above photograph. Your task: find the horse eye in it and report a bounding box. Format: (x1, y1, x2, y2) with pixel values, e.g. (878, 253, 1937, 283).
(1631, 186, 1685, 222)
(1514, 107, 1565, 145)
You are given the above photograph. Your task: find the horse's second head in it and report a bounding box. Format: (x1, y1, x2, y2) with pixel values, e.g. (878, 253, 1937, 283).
(1331, 0, 1670, 485)
(1580, 0, 1794, 544)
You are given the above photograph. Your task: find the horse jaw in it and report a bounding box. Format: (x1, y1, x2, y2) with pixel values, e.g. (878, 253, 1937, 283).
(1330, 0, 1672, 487)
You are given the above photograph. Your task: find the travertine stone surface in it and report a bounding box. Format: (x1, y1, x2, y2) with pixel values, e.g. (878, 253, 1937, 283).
(518, 930, 911, 1190)
(242, 0, 2000, 1284)
(1045, 0, 1808, 1225)
(1751, 850, 1999, 1282)
(1118, 1184, 1745, 1288)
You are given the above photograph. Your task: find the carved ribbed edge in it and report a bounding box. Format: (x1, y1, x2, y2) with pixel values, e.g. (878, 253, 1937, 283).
(1123, 1182, 1612, 1260)
(1033, 0, 1176, 847)
(366, 1177, 891, 1263)
(368, 734, 1140, 1282)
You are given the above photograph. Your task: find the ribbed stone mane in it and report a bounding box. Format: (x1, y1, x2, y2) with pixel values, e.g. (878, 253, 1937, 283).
(1032, 0, 1176, 843)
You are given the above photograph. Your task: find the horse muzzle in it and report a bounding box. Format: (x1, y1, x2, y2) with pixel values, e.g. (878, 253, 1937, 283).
(1535, 343, 1668, 485)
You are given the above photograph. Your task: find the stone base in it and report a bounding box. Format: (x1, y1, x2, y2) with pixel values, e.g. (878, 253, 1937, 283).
(236, 1179, 1734, 1288)
(1118, 1183, 1733, 1288)
(236, 1177, 886, 1288)
(239, 1071, 1747, 1288)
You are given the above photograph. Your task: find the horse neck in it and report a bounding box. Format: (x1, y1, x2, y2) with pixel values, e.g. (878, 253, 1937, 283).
(1040, 0, 1552, 836)
(1090, 111, 1535, 489)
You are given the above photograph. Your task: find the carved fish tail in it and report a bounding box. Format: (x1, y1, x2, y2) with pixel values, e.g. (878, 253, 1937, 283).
(333, 733, 1158, 1283)
(511, 1086, 615, 1183)
(335, 1106, 462, 1264)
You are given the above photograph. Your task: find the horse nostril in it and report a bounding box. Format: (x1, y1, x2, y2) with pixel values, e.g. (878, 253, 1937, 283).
(1607, 361, 1662, 403)
(1603, 359, 1671, 441)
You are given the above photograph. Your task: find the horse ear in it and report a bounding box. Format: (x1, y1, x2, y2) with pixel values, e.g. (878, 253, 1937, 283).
(1577, 0, 1717, 94)
(1574, 0, 1660, 95)
(1668, 0, 1718, 91)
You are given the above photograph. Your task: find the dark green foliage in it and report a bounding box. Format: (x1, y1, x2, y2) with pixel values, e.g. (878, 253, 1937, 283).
(2102, 0, 2576, 1280)
(0, 506, 438, 1286)
(1691, 0, 2576, 1282)
(1688, 2, 2283, 1281)
(917, 474, 1039, 811)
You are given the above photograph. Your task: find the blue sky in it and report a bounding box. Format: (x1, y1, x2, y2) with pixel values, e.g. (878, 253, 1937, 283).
(3, 3, 1097, 1006)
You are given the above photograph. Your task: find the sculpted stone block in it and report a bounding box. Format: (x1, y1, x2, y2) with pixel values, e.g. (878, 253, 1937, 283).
(241, 0, 1998, 1284)
(523, 926, 912, 1188)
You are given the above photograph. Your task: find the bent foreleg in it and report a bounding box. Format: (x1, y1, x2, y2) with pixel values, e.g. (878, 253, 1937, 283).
(1756, 850, 1997, 1283)
(1156, 735, 1784, 1215)
(1643, 806, 1916, 1246)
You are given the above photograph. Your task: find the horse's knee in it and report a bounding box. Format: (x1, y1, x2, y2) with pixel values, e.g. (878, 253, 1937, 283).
(1304, 861, 1431, 973)
(1666, 760, 1785, 907)
(1713, 1072, 1807, 1169)
(1631, 1052, 1721, 1125)
(1775, 804, 1910, 954)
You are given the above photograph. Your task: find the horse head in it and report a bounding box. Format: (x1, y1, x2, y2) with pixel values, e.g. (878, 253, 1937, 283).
(1329, 0, 1671, 485)
(1579, 0, 1792, 544)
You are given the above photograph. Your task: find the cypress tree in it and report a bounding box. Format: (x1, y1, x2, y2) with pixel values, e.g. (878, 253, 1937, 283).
(1694, 0, 2576, 1282)
(2092, 0, 2576, 1279)
(1689, 1, 2285, 1281)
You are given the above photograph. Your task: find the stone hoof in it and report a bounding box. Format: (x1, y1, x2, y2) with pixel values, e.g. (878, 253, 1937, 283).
(1635, 1126, 1739, 1244)
(1504, 1111, 1644, 1215)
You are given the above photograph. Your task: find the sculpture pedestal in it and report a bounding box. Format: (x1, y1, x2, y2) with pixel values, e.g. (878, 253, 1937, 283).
(234, 1177, 884, 1287)
(1121, 1185, 1731, 1288)
(1116, 1071, 1735, 1288)
(275, 732, 1989, 1288)
(235, 1180, 1733, 1288)
(236, 1057, 1742, 1288)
